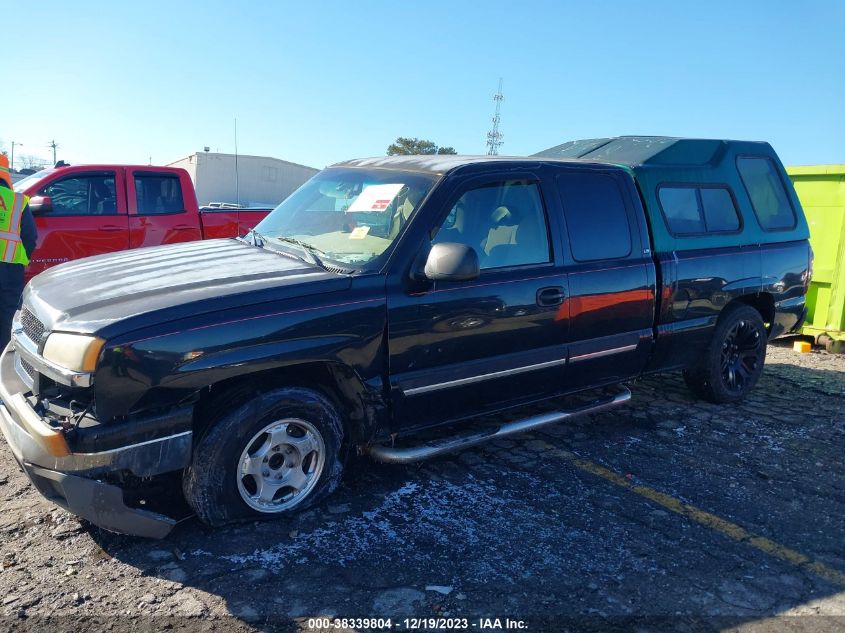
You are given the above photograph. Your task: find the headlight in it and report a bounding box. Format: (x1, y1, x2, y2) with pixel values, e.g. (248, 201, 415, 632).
(42, 333, 106, 372)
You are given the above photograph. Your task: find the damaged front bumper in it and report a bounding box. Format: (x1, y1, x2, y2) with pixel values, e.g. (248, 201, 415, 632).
(0, 344, 192, 538)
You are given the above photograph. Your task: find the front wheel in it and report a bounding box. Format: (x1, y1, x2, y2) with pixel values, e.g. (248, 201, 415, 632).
(683, 304, 767, 403)
(183, 387, 345, 526)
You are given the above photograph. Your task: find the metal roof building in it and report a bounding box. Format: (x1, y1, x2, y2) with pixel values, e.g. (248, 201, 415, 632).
(168, 151, 318, 207)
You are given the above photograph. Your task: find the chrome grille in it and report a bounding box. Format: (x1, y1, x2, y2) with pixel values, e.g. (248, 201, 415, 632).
(20, 308, 45, 344)
(20, 357, 35, 380)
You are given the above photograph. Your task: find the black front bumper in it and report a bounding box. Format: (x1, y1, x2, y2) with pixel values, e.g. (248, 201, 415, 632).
(20, 461, 176, 539)
(0, 343, 191, 539)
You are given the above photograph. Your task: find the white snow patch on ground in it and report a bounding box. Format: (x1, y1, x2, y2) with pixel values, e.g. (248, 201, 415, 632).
(190, 468, 642, 584)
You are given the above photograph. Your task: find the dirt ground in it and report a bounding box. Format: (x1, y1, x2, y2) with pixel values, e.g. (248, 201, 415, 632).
(1, 340, 843, 632)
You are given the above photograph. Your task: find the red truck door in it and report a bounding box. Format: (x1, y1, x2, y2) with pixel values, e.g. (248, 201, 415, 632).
(27, 169, 129, 279)
(126, 169, 202, 248)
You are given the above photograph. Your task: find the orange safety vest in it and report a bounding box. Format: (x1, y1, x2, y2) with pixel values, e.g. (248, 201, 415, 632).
(0, 187, 30, 266)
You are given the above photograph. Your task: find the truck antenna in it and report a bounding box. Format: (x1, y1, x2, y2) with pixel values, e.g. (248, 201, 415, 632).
(234, 118, 240, 208)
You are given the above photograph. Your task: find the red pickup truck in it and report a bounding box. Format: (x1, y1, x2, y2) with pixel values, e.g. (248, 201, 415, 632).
(13, 164, 271, 281)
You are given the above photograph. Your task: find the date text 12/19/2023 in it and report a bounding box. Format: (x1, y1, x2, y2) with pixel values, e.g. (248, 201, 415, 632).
(304, 617, 529, 630)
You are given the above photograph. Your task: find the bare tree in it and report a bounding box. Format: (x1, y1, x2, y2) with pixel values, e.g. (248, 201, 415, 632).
(18, 155, 48, 171)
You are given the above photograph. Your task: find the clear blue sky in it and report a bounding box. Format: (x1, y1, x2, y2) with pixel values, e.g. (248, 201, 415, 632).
(4, 0, 844, 169)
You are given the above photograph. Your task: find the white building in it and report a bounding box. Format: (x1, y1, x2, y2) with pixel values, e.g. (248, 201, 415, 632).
(168, 151, 318, 207)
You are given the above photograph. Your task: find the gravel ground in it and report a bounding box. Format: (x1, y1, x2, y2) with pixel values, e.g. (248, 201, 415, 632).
(0, 340, 843, 632)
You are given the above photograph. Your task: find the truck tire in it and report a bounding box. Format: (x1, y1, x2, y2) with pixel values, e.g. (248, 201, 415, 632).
(682, 303, 767, 404)
(183, 387, 345, 527)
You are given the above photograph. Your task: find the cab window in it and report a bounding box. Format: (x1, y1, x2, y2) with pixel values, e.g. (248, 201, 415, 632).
(38, 173, 117, 216)
(432, 180, 551, 270)
(134, 173, 185, 215)
(557, 172, 632, 261)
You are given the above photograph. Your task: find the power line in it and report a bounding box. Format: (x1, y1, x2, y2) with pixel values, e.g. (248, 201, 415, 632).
(485, 78, 504, 156)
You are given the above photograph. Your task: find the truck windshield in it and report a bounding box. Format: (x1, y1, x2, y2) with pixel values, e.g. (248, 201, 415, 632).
(253, 167, 437, 269)
(13, 169, 54, 193)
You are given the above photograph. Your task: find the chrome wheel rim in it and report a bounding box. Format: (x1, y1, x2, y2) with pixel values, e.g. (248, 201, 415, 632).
(236, 418, 326, 513)
(720, 319, 762, 393)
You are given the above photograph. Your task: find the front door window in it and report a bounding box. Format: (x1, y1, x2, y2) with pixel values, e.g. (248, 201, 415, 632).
(39, 174, 117, 215)
(433, 180, 550, 270)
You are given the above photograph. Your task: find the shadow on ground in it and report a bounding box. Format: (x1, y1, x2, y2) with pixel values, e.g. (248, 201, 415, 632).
(75, 351, 845, 631)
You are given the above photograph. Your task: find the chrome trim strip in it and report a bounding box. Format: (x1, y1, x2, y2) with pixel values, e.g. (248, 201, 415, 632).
(403, 357, 568, 396)
(569, 343, 638, 364)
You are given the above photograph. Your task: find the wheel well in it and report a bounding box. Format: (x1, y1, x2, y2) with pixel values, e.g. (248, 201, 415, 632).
(191, 362, 378, 443)
(732, 293, 775, 331)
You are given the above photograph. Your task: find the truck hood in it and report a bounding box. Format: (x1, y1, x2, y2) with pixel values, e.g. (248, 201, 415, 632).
(24, 239, 351, 336)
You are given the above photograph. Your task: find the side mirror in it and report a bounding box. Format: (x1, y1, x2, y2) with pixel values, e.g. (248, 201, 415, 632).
(28, 196, 53, 215)
(423, 242, 480, 282)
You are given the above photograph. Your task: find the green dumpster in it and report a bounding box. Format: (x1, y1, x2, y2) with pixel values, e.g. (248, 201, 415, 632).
(787, 165, 845, 350)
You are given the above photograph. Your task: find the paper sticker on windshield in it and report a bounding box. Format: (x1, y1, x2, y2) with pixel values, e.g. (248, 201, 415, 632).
(347, 184, 404, 212)
(349, 226, 370, 239)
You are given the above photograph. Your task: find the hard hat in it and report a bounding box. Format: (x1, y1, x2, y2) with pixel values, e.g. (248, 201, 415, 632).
(0, 154, 11, 188)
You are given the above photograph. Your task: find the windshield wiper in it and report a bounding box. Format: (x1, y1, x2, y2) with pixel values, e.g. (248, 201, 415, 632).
(242, 231, 321, 269)
(270, 236, 329, 270)
(242, 228, 265, 248)
(273, 236, 327, 256)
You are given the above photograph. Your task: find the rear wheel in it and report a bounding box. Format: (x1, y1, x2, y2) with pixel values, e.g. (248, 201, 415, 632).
(683, 304, 767, 403)
(183, 387, 345, 526)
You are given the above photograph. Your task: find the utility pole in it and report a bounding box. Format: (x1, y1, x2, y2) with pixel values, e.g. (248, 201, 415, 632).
(48, 140, 58, 165)
(485, 78, 504, 156)
(10, 141, 22, 170)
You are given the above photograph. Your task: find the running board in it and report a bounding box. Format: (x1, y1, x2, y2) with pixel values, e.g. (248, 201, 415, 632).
(366, 385, 632, 464)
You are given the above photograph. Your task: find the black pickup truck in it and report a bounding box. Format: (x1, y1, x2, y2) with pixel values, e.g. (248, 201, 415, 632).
(0, 137, 811, 537)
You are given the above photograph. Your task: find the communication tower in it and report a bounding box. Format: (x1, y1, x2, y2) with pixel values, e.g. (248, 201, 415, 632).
(485, 79, 504, 155)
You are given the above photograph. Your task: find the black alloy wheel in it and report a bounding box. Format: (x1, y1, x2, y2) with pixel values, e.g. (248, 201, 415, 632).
(719, 318, 762, 393)
(683, 303, 768, 404)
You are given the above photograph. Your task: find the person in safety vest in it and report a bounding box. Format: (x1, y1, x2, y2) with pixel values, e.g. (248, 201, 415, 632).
(0, 154, 37, 350)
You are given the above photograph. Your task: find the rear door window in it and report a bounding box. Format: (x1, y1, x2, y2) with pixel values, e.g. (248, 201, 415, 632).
(658, 185, 740, 235)
(736, 156, 796, 231)
(557, 172, 632, 261)
(134, 172, 185, 215)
